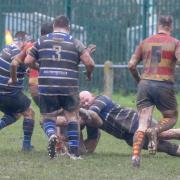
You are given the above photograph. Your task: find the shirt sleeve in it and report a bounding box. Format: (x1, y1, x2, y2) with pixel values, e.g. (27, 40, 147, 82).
(73, 39, 86, 55)
(89, 96, 107, 115)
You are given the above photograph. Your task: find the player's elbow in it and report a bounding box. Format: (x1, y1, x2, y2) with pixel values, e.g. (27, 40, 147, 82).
(81, 52, 95, 68)
(11, 59, 19, 67)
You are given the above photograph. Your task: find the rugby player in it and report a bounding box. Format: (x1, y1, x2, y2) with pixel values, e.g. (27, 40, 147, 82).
(22, 15, 95, 159)
(0, 31, 35, 151)
(128, 15, 180, 167)
(77, 91, 180, 160)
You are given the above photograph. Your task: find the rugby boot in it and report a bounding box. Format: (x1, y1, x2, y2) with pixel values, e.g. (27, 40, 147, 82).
(132, 155, 141, 168)
(22, 145, 34, 152)
(48, 134, 57, 159)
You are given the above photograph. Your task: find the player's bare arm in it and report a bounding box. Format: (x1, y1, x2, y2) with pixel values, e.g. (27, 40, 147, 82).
(9, 52, 25, 83)
(128, 54, 141, 83)
(79, 108, 103, 127)
(80, 51, 95, 81)
(86, 44, 96, 54)
(24, 54, 36, 67)
(84, 129, 101, 153)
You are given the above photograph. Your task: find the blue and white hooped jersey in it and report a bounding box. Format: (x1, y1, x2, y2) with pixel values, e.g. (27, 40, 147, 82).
(0, 44, 27, 95)
(89, 95, 139, 138)
(29, 32, 86, 96)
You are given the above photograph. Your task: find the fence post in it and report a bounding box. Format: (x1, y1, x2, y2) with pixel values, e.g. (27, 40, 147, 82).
(104, 61, 114, 97)
(64, 0, 72, 20)
(142, 0, 149, 39)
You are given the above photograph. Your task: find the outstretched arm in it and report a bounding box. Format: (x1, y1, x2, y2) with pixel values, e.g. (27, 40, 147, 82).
(79, 108, 103, 127)
(10, 56, 22, 84)
(128, 43, 143, 83)
(128, 54, 141, 83)
(83, 126, 101, 153)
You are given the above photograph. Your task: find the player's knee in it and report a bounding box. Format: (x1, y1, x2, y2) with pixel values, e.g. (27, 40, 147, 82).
(171, 117, 177, 128)
(163, 109, 178, 125)
(137, 122, 149, 132)
(137, 127, 146, 132)
(23, 107, 35, 119)
(41, 114, 56, 122)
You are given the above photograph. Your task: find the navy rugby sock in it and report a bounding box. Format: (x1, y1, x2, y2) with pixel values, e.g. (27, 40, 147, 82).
(0, 115, 16, 130)
(23, 119, 34, 147)
(43, 119, 56, 138)
(67, 121, 80, 156)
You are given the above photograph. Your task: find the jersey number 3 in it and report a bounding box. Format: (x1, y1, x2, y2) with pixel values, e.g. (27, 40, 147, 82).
(53, 45, 61, 61)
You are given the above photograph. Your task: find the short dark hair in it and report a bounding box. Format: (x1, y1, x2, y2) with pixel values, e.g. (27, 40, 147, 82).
(53, 15, 70, 29)
(41, 22, 53, 36)
(14, 31, 29, 42)
(158, 15, 173, 27)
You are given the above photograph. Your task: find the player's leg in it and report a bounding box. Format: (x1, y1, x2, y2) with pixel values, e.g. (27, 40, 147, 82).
(18, 92, 35, 151)
(21, 106, 35, 151)
(132, 106, 153, 167)
(28, 70, 40, 106)
(0, 114, 17, 129)
(63, 95, 81, 159)
(157, 140, 180, 156)
(0, 95, 19, 129)
(40, 95, 59, 159)
(132, 80, 154, 167)
(156, 110, 177, 133)
(159, 128, 180, 140)
(56, 116, 69, 154)
(29, 82, 39, 106)
(56, 125, 69, 155)
(147, 83, 177, 154)
(0, 92, 35, 151)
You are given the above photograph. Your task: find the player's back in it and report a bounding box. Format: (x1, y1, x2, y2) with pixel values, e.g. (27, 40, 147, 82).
(141, 33, 179, 82)
(0, 44, 26, 95)
(31, 32, 80, 96)
(89, 95, 138, 138)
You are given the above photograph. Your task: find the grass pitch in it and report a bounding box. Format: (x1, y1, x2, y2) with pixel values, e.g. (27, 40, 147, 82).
(0, 93, 180, 180)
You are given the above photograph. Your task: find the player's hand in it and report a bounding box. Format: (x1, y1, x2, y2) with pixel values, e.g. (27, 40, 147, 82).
(83, 71, 92, 81)
(7, 78, 16, 85)
(79, 108, 91, 121)
(87, 44, 96, 55)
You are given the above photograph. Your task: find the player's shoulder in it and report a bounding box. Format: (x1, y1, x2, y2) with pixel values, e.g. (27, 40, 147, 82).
(96, 95, 112, 104)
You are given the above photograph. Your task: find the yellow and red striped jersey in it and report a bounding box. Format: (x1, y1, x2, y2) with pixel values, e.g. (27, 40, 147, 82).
(134, 33, 180, 82)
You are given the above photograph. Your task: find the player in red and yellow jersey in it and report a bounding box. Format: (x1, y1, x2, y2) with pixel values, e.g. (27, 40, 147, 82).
(128, 15, 180, 167)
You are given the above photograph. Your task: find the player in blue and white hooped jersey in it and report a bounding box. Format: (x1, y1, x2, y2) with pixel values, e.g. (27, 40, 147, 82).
(0, 31, 35, 151)
(23, 15, 95, 159)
